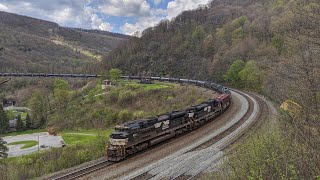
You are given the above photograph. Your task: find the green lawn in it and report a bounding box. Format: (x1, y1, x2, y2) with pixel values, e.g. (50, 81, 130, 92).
(60, 129, 113, 146)
(120, 80, 178, 91)
(8, 140, 38, 149)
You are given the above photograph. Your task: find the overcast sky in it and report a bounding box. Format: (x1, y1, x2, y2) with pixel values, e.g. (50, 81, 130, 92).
(0, 0, 210, 35)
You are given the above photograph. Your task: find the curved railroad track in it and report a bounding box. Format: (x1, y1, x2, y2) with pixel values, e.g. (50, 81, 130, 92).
(75, 89, 273, 180)
(31, 75, 275, 180)
(121, 90, 258, 180)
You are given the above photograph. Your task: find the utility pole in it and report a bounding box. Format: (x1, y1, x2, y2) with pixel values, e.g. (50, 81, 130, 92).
(38, 135, 39, 154)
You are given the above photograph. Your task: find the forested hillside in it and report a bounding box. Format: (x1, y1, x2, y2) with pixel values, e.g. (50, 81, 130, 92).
(104, 0, 319, 117)
(104, 0, 320, 178)
(0, 11, 129, 73)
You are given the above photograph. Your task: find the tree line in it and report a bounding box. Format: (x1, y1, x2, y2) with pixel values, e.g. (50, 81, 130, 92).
(101, 0, 320, 178)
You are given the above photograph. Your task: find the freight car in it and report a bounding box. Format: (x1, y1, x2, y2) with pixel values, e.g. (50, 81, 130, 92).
(106, 77, 231, 161)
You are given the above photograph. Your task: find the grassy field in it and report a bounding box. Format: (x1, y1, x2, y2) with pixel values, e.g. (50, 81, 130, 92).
(119, 80, 179, 91)
(60, 129, 113, 146)
(7, 140, 38, 149)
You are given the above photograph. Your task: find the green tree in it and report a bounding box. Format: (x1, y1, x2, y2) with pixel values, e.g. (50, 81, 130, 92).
(16, 114, 24, 131)
(232, 27, 244, 42)
(53, 79, 71, 115)
(108, 68, 123, 82)
(224, 60, 246, 86)
(53, 78, 70, 91)
(202, 34, 215, 56)
(117, 109, 132, 124)
(0, 138, 8, 158)
(25, 113, 31, 129)
(239, 61, 262, 91)
(216, 28, 225, 40)
(272, 34, 284, 53)
(28, 91, 48, 128)
(232, 16, 248, 28)
(192, 25, 205, 41)
(0, 104, 9, 134)
(272, 0, 285, 10)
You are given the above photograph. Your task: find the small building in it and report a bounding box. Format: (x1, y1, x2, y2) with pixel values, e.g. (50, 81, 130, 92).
(9, 119, 17, 128)
(102, 79, 113, 89)
(140, 77, 153, 84)
(2, 98, 16, 107)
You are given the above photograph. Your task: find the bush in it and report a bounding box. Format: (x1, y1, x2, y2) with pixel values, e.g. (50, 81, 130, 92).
(117, 109, 132, 124)
(218, 123, 301, 180)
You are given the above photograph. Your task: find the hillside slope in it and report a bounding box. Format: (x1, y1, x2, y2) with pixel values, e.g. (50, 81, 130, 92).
(103, 0, 320, 178)
(104, 0, 319, 106)
(0, 11, 129, 73)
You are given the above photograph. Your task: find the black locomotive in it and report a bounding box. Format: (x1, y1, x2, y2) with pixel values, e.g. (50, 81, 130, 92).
(107, 77, 231, 161)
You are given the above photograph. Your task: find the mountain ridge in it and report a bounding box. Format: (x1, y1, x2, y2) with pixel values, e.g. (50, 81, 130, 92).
(0, 11, 129, 73)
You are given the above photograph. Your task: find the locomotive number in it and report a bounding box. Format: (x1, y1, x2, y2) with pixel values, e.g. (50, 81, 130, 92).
(154, 120, 170, 130)
(162, 120, 170, 130)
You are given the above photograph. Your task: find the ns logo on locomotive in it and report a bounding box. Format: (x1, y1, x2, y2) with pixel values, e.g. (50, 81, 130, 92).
(106, 76, 231, 161)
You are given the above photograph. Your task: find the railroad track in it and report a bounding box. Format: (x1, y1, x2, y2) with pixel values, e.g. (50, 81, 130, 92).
(52, 160, 113, 180)
(175, 92, 272, 180)
(41, 80, 272, 180)
(123, 90, 261, 180)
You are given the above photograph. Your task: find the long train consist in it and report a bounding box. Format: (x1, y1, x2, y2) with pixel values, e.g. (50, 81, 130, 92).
(0, 72, 101, 78)
(107, 76, 231, 161)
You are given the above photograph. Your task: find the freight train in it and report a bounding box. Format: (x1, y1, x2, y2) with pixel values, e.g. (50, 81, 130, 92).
(0, 72, 101, 78)
(106, 76, 231, 161)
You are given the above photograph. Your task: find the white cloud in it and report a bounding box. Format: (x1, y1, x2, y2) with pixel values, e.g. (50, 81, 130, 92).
(0, 0, 113, 31)
(120, 0, 210, 35)
(96, 0, 151, 17)
(0, 3, 8, 10)
(0, 0, 211, 35)
(89, 12, 113, 31)
(120, 9, 166, 35)
(121, 16, 161, 36)
(167, 0, 209, 19)
(154, 0, 162, 5)
(49, 8, 73, 25)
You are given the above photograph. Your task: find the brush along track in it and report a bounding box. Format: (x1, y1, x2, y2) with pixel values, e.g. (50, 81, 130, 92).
(79, 89, 265, 180)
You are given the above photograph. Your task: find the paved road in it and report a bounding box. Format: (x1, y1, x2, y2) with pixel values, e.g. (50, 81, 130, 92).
(3, 132, 64, 157)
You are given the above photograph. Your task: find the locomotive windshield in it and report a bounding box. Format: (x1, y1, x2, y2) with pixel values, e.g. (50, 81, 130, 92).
(110, 131, 129, 139)
(114, 126, 131, 132)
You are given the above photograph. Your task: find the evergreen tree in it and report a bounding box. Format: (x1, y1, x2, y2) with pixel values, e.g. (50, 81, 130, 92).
(0, 137, 8, 158)
(16, 114, 24, 131)
(40, 116, 46, 127)
(0, 104, 9, 134)
(25, 113, 31, 129)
